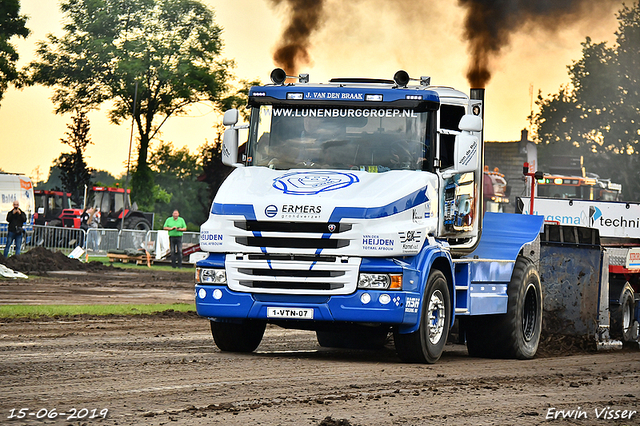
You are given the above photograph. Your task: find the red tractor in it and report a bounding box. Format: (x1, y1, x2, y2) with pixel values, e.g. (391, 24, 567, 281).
(67, 186, 154, 230)
(36, 187, 153, 230)
(34, 190, 80, 226)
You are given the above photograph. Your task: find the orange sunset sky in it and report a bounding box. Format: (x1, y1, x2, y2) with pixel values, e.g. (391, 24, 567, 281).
(0, 0, 624, 181)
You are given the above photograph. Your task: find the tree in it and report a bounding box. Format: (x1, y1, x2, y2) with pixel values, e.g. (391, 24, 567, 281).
(0, 0, 29, 104)
(535, 3, 640, 200)
(149, 141, 207, 229)
(199, 126, 233, 208)
(56, 111, 94, 205)
(24, 0, 236, 209)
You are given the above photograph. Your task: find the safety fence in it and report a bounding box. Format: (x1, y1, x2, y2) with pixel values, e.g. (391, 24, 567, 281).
(1, 225, 200, 260)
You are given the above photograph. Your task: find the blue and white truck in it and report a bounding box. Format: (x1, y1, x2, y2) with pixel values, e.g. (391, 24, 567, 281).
(194, 69, 547, 363)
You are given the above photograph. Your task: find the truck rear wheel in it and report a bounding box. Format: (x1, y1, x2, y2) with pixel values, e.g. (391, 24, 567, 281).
(466, 257, 542, 359)
(610, 284, 635, 343)
(394, 270, 450, 363)
(210, 319, 266, 352)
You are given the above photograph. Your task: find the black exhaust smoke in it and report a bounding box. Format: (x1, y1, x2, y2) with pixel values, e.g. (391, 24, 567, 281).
(269, 0, 325, 76)
(267, 0, 621, 87)
(459, 0, 621, 87)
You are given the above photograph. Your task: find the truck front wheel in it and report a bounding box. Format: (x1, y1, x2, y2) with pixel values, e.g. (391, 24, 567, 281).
(466, 257, 542, 359)
(210, 319, 266, 352)
(394, 270, 451, 363)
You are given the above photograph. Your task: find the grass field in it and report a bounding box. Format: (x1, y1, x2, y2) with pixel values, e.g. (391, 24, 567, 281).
(0, 303, 196, 318)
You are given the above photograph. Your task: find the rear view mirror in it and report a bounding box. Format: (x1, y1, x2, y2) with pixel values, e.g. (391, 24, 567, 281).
(221, 109, 244, 168)
(441, 115, 481, 179)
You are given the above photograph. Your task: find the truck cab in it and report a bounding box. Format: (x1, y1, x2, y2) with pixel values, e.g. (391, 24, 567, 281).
(195, 70, 544, 363)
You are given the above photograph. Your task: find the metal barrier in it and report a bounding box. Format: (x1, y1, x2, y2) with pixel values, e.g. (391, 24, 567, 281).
(2, 225, 201, 259)
(22, 225, 87, 256)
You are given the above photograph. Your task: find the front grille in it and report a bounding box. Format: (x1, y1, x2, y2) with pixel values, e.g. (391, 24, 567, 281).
(226, 253, 360, 295)
(240, 281, 344, 291)
(247, 254, 338, 262)
(236, 221, 352, 234)
(236, 236, 349, 249)
(238, 268, 345, 278)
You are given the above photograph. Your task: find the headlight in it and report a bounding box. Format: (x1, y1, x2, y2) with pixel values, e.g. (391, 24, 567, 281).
(358, 273, 402, 290)
(196, 268, 227, 284)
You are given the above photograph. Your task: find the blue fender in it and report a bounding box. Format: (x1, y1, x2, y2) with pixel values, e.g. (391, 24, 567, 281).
(397, 242, 455, 334)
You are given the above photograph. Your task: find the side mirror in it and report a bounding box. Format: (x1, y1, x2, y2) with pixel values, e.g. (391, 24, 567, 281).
(221, 109, 244, 168)
(222, 127, 240, 167)
(223, 109, 239, 126)
(441, 114, 481, 179)
(458, 114, 482, 132)
(453, 133, 479, 174)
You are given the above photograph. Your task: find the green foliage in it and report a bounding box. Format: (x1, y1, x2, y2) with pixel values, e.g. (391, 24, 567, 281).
(0, 0, 29, 104)
(24, 0, 235, 205)
(199, 127, 233, 207)
(535, 3, 640, 200)
(56, 111, 95, 204)
(149, 141, 207, 228)
(92, 169, 118, 187)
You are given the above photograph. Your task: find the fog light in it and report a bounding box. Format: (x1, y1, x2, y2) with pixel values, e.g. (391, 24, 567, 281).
(198, 288, 206, 299)
(379, 294, 391, 305)
(360, 292, 371, 304)
(213, 289, 223, 300)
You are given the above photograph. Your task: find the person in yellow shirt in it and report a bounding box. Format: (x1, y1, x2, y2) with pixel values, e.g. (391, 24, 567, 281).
(163, 209, 187, 268)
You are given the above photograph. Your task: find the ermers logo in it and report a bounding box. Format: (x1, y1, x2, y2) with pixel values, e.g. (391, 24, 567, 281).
(282, 205, 321, 214)
(265, 205, 278, 218)
(273, 171, 359, 195)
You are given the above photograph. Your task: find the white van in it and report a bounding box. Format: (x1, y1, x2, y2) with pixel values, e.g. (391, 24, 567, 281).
(0, 173, 35, 234)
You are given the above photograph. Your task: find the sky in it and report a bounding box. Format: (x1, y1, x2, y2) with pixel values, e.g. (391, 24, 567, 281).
(0, 0, 624, 182)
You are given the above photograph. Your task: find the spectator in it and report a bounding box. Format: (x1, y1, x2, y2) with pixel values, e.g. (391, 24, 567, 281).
(4, 201, 27, 257)
(163, 209, 187, 268)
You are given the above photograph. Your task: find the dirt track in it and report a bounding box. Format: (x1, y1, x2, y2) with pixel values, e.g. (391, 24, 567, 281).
(0, 268, 639, 425)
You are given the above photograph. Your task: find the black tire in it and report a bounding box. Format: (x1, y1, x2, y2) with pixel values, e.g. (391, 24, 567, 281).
(394, 270, 451, 363)
(316, 326, 389, 350)
(610, 284, 635, 342)
(210, 320, 266, 352)
(123, 215, 152, 230)
(466, 257, 542, 359)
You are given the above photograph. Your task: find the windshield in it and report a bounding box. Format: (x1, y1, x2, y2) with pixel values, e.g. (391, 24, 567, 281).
(247, 105, 431, 172)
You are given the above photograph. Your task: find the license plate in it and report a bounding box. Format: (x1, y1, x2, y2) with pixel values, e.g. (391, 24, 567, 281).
(267, 307, 314, 319)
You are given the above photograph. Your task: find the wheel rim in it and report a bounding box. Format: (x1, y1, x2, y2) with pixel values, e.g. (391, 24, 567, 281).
(622, 298, 632, 334)
(522, 283, 538, 342)
(427, 289, 446, 345)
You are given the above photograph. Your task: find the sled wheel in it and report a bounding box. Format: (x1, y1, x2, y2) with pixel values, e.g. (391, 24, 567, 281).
(611, 284, 635, 342)
(210, 319, 266, 352)
(394, 270, 451, 363)
(466, 257, 542, 359)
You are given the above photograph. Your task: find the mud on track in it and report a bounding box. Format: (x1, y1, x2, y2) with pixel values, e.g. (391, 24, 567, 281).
(0, 268, 639, 425)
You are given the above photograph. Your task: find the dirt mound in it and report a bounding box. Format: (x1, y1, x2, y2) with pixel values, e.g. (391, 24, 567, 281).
(0, 247, 113, 274)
